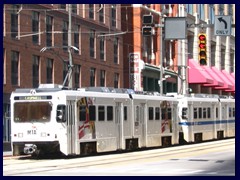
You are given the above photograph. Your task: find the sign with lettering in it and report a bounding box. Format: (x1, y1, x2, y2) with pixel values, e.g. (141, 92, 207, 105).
(214, 15, 232, 36)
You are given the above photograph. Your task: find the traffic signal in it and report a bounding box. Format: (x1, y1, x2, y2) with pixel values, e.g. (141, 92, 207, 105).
(142, 26, 152, 36)
(143, 15, 153, 25)
(198, 33, 207, 65)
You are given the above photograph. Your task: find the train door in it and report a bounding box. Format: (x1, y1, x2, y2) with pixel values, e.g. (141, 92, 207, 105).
(212, 103, 217, 139)
(115, 102, 124, 150)
(172, 102, 178, 144)
(139, 103, 147, 147)
(66, 100, 77, 155)
(222, 103, 228, 137)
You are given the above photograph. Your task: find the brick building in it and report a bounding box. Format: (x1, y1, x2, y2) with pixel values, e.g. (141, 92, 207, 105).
(3, 4, 124, 142)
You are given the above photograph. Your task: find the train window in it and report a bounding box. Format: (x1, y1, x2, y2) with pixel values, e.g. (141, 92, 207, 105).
(194, 108, 198, 119)
(155, 107, 160, 120)
(203, 108, 207, 118)
(107, 106, 113, 121)
(79, 106, 86, 121)
(168, 108, 172, 119)
(124, 106, 127, 121)
(98, 106, 105, 121)
(14, 102, 52, 123)
(56, 105, 66, 123)
(182, 108, 188, 119)
(207, 108, 211, 118)
(233, 108, 235, 117)
(148, 107, 154, 120)
(89, 105, 96, 121)
(161, 108, 166, 119)
(216, 108, 218, 118)
(198, 108, 202, 118)
(229, 107, 232, 118)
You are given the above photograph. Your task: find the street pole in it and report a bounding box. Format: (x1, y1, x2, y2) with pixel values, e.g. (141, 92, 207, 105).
(140, 5, 164, 95)
(159, 15, 163, 96)
(68, 4, 73, 89)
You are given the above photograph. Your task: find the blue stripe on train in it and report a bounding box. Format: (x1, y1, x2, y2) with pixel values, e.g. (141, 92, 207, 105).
(179, 120, 235, 126)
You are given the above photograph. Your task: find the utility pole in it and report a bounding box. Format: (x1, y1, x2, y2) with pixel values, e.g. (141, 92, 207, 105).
(68, 4, 73, 89)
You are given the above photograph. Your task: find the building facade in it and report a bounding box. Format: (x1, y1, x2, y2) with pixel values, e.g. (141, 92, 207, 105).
(121, 4, 235, 95)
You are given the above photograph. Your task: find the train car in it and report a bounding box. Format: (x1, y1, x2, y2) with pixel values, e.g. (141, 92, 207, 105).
(10, 84, 235, 156)
(11, 85, 135, 156)
(177, 94, 235, 143)
(129, 92, 179, 148)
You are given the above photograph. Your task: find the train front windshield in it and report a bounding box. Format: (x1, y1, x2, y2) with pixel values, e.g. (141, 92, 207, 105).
(14, 102, 52, 123)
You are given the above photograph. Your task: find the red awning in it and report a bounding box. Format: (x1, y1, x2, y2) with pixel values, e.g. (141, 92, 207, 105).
(202, 66, 224, 87)
(188, 59, 213, 84)
(222, 70, 235, 92)
(212, 67, 233, 91)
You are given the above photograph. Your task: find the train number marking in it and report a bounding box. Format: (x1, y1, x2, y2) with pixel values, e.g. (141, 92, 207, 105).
(27, 130, 37, 135)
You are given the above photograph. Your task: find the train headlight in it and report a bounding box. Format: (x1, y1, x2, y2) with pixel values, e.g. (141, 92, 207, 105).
(41, 132, 46, 137)
(18, 133, 23, 138)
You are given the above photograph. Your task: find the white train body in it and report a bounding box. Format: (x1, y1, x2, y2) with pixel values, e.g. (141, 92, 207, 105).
(10, 85, 235, 156)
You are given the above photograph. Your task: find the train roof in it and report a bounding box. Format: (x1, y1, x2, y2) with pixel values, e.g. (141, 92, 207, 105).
(11, 84, 234, 101)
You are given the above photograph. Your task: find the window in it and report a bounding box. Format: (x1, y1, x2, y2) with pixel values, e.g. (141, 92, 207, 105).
(72, 4, 77, 14)
(90, 29, 95, 58)
(11, 51, 19, 85)
(100, 70, 105, 86)
(46, 58, 53, 83)
(114, 37, 119, 64)
(124, 106, 127, 121)
(90, 68, 96, 87)
(186, 4, 193, 15)
(167, 108, 172, 119)
(203, 108, 207, 118)
(62, 21, 68, 51)
(207, 107, 211, 118)
(89, 4, 94, 19)
(228, 4, 233, 16)
(46, 15, 53, 47)
(59, 4, 66, 10)
(148, 107, 154, 120)
(98, 106, 105, 121)
(100, 35, 105, 60)
(114, 73, 119, 88)
(198, 4, 205, 20)
(32, 11, 40, 44)
(155, 107, 160, 120)
(74, 25, 80, 54)
(107, 106, 113, 121)
(99, 4, 104, 23)
(198, 108, 202, 118)
(209, 4, 215, 24)
(79, 106, 86, 121)
(194, 108, 198, 119)
(219, 4, 224, 15)
(89, 105, 96, 121)
(111, 4, 116, 27)
(182, 108, 188, 119)
(32, 55, 40, 88)
(216, 107, 219, 118)
(75, 65, 80, 88)
(233, 108, 235, 117)
(63, 63, 68, 85)
(14, 102, 52, 123)
(11, 4, 20, 39)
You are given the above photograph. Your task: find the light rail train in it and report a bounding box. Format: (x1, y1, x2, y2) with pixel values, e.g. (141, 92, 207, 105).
(10, 84, 235, 156)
